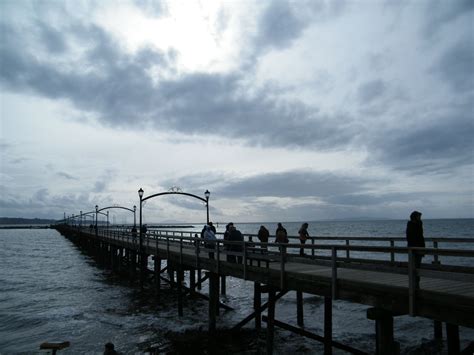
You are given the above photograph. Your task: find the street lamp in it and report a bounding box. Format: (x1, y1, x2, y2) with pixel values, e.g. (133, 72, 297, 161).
(80, 211, 83, 230)
(205, 190, 210, 224)
(133, 205, 137, 228)
(138, 188, 144, 244)
(95, 205, 98, 236)
(138, 188, 144, 287)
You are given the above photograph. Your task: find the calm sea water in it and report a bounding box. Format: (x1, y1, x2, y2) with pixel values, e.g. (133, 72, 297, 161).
(0, 220, 473, 354)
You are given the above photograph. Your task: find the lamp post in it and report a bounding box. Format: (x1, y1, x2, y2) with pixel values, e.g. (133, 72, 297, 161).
(138, 188, 144, 287)
(80, 211, 83, 230)
(138, 188, 144, 249)
(106, 211, 109, 231)
(95, 205, 98, 236)
(133, 205, 137, 228)
(205, 190, 210, 224)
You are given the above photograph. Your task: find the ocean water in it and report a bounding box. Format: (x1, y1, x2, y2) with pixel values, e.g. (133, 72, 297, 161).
(0, 220, 473, 354)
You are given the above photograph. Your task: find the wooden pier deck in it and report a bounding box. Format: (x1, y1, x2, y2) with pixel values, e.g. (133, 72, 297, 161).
(54, 225, 474, 354)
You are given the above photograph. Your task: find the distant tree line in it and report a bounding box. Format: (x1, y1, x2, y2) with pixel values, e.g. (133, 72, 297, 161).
(0, 217, 57, 225)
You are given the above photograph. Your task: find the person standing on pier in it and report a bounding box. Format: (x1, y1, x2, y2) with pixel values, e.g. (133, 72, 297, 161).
(275, 223, 288, 243)
(298, 223, 310, 256)
(224, 222, 233, 261)
(257, 225, 270, 251)
(203, 225, 216, 259)
(406, 211, 425, 268)
(228, 224, 243, 263)
(208, 221, 216, 234)
(275, 223, 289, 260)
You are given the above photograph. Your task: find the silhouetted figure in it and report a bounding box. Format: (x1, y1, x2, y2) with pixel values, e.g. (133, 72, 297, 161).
(203, 225, 216, 259)
(257, 225, 270, 251)
(298, 223, 309, 256)
(275, 223, 288, 260)
(208, 221, 217, 234)
(224, 222, 234, 261)
(275, 223, 288, 243)
(140, 224, 147, 235)
(228, 225, 243, 263)
(131, 226, 137, 240)
(104, 342, 117, 355)
(406, 211, 425, 269)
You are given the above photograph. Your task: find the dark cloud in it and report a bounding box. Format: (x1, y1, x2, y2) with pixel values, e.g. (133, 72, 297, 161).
(422, 0, 474, 38)
(257, 1, 308, 50)
(167, 170, 377, 201)
(432, 38, 474, 93)
(37, 22, 68, 54)
(57, 172, 78, 180)
(0, 19, 357, 152)
(255, 0, 345, 51)
(10, 157, 28, 164)
(216, 170, 374, 199)
(357, 79, 387, 103)
(368, 101, 474, 173)
(161, 170, 470, 220)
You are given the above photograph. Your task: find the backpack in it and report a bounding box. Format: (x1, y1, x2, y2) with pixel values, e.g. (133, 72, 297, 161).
(276, 229, 288, 243)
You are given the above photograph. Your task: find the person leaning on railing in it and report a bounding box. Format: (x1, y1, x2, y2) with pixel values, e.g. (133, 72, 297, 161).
(406, 211, 425, 269)
(298, 223, 309, 256)
(257, 225, 270, 251)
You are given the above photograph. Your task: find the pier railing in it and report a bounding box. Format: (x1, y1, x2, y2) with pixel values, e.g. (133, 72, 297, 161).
(63, 224, 474, 321)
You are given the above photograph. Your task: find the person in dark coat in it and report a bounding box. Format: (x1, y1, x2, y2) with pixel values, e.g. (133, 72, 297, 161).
(298, 222, 310, 256)
(208, 221, 217, 234)
(275, 223, 288, 243)
(224, 222, 233, 261)
(257, 225, 270, 251)
(406, 211, 425, 268)
(228, 225, 243, 263)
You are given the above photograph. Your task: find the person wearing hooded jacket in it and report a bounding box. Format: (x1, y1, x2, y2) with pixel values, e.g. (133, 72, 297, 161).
(203, 225, 216, 259)
(406, 211, 425, 268)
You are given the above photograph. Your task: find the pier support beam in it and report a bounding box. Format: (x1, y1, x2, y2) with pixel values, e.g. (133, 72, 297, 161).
(446, 323, 460, 355)
(190, 269, 196, 290)
(367, 308, 399, 355)
(177, 268, 184, 316)
(266, 287, 276, 355)
(154, 256, 161, 296)
(197, 270, 202, 290)
(220, 275, 226, 295)
(208, 272, 219, 332)
(324, 297, 332, 355)
(297, 291, 304, 327)
(434, 320, 443, 341)
(254, 282, 262, 330)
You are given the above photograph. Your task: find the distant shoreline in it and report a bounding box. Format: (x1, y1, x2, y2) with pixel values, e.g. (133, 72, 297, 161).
(0, 225, 52, 229)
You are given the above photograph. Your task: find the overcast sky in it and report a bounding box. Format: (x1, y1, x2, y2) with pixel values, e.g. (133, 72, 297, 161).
(1, 0, 473, 223)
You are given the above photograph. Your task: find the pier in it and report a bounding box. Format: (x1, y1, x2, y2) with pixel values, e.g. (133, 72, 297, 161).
(54, 223, 474, 355)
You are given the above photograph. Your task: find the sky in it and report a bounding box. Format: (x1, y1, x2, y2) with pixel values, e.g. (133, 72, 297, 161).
(0, 0, 473, 224)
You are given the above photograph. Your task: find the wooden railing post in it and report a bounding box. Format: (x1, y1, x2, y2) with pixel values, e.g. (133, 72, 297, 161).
(243, 242, 247, 280)
(166, 236, 170, 260)
(216, 240, 220, 275)
(345, 240, 350, 259)
(331, 247, 337, 299)
(390, 240, 395, 263)
(433, 240, 440, 265)
(280, 245, 286, 290)
(408, 248, 417, 316)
